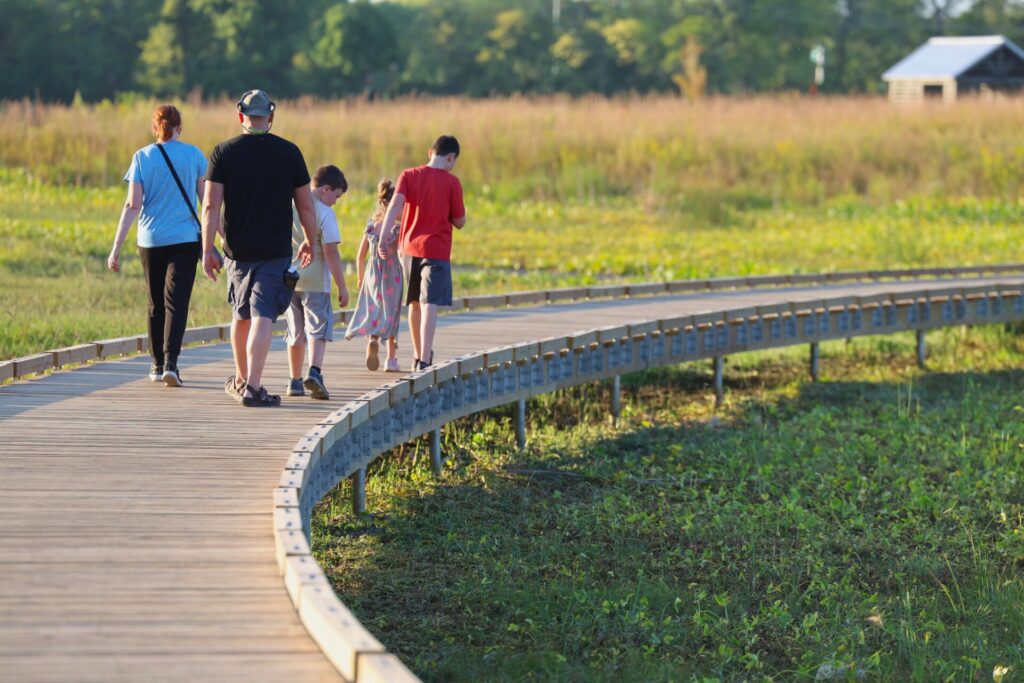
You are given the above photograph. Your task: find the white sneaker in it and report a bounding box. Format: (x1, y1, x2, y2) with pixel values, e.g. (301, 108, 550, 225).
(162, 363, 183, 387)
(385, 357, 401, 372)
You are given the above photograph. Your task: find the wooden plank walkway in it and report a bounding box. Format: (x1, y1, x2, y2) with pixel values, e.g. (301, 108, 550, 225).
(2, 275, 1021, 682)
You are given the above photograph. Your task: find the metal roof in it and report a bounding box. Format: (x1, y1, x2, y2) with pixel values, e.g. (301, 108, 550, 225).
(882, 35, 1024, 80)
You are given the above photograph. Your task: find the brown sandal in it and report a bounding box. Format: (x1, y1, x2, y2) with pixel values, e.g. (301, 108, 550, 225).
(224, 376, 244, 403)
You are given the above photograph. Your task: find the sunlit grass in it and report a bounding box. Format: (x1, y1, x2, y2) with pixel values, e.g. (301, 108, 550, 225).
(314, 326, 1024, 681)
(3, 165, 1022, 359)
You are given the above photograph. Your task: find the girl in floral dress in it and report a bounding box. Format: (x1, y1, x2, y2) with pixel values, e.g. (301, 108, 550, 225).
(346, 178, 403, 371)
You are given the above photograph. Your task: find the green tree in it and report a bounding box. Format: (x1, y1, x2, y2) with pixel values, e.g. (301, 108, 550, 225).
(600, 17, 665, 89)
(0, 0, 1004, 102)
(476, 7, 553, 93)
(832, 0, 925, 93)
(396, 0, 484, 94)
(0, 0, 58, 99)
(137, 0, 189, 96)
(550, 1, 618, 94)
(295, 1, 401, 96)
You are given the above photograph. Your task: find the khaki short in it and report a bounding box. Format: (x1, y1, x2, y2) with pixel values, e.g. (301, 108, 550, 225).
(285, 291, 334, 344)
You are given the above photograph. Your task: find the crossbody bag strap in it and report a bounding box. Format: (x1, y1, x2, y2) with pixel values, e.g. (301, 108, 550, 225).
(156, 143, 201, 229)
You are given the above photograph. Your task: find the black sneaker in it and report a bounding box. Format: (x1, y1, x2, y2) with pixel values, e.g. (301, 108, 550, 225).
(162, 362, 183, 387)
(149, 364, 163, 382)
(304, 367, 330, 400)
(240, 384, 281, 407)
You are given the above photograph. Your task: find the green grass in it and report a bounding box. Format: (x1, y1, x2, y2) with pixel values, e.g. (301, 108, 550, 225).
(2, 165, 1022, 359)
(313, 327, 1024, 681)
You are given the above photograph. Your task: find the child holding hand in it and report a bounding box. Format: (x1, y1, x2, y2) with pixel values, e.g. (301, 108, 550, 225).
(284, 164, 350, 399)
(345, 178, 403, 372)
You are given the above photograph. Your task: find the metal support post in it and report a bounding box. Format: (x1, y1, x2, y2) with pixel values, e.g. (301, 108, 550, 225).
(916, 330, 926, 369)
(713, 356, 724, 407)
(351, 468, 366, 515)
(611, 374, 622, 423)
(515, 398, 527, 450)
(430, 428, 443, 475)
(810, 342, 820, 382)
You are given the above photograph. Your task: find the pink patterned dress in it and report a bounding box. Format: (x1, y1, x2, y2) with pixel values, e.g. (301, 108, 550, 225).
(345, 220, 403, 340)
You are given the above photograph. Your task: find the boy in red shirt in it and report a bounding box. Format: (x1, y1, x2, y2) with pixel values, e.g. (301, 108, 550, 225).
(378, 135, 466, 370)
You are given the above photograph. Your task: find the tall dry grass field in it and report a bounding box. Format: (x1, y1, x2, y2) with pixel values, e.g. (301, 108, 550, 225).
(3, 95, 1024, 202)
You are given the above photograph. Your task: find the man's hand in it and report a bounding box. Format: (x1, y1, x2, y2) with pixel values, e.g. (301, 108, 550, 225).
(203, 250, 222, 282)
(107, 248, 120, 273)
(297, 239, 314, 268)
(338, 285, 349, 308)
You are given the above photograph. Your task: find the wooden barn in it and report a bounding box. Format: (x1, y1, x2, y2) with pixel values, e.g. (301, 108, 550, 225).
(883, 35, 1024, 102)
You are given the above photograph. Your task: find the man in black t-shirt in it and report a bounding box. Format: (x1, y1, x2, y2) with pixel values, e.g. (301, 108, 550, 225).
(200, 89, 318, 407)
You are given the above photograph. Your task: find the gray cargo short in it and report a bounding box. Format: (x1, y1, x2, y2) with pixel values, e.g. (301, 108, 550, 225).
(403, 256, 453, 306)
(285, 291, 334, 344)
(226, 256, 292, 321)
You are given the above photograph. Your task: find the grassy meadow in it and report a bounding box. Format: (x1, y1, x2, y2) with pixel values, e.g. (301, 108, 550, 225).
(3, 95, 1024, 358)
(5, 95, 1024, 679)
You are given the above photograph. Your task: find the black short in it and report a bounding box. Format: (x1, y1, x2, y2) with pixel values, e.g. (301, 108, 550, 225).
(403, 256, 453, 306)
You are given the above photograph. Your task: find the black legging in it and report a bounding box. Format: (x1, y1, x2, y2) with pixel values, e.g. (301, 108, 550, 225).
(138, 241, 200, 366)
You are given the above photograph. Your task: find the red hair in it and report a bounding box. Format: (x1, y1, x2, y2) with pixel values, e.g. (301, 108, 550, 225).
(151, 104, 182, 142)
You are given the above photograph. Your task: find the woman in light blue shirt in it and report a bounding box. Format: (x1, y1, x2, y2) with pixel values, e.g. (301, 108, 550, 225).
(107, 104, 207, 386)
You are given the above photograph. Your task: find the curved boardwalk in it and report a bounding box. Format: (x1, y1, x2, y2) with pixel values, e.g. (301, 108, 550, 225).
(1, 275, 1021, 682)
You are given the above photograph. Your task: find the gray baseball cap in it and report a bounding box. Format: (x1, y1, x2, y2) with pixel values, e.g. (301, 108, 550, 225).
(236, 89, 276, 116)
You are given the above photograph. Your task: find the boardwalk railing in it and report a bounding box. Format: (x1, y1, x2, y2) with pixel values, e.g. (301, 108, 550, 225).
(4, 262, 1024, 383)
(272, 276, 1024, 682)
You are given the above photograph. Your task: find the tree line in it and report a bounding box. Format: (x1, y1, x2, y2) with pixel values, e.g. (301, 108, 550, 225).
(3, 0, 1023, 103)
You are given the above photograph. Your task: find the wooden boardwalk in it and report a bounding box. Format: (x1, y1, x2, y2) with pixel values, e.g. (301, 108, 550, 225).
(1, 275, 1021, 682)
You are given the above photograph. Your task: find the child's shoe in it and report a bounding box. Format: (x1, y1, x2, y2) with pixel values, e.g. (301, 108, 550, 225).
(385, 357, 401, 372)
(304, 367, 330, 400)
(365, 339, 380, 371)
(285, 378, 305, 397)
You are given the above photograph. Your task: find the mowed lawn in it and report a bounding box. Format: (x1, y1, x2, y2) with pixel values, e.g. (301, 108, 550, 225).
(314, 328, 1024, 682)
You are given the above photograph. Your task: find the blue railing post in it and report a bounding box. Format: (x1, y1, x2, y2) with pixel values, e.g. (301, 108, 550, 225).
(515, 398, 527, 450)
(713, 356, 724, 407)
(430, 429, 443, 474)
(351, 468, 366, 515)
(611, 374, 622, 423)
